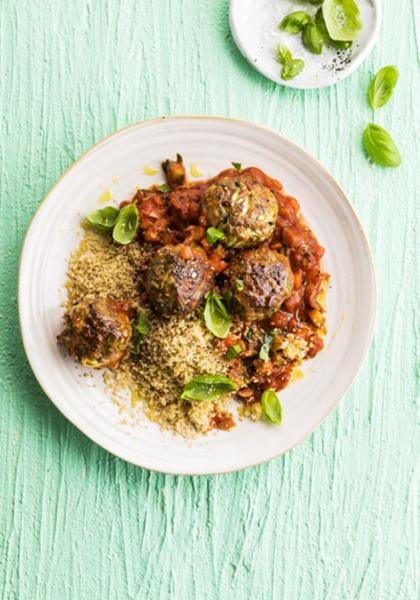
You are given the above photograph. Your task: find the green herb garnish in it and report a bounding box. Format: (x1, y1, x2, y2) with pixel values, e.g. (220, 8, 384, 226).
(130, 311, 151, 354)
(203, 292, 231, 339)
(158, 183, 171, 193)
(112, 203, 139, 245)
(235, 278, 245, 292)
(259, 333, 274, 362)
(281, 59, 305, 80)
(226, 344, 242, 360)
(180, 374, 238, 401)
(87, 206, 120, 231)
(206, 227, 226, 245)
(368, 66, 399, 110)
(232, 162, 242, 171)
(275, 44, 305, 81)
(261, 389, 282, 425)
(279, 11, 312, 34)
(363, 124, 401, 168)
(322, 0, 361, 42)
(303, 22, 324, 54)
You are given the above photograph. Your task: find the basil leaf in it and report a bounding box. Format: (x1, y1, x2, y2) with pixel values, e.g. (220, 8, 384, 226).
(158, 183, 171, 193)
(226, 344, 242, 360)
(112, 204, 139, 245)
(235, 278, 244, 292)
(363, 124, 401, 168)
(130, 311, 151, 355)
(276, 44, 293, 66)
(322, 0, 361, 42)
(281, 59, 305, 80)
(87, 206, 120, 231)
(203, 292, 231, 339)
(261, 388, 282, 425)
(303, 23, 324, 54)
(368, 66, 399, 110)
(181, 374, 238, 401)
(279, 11, 312, 34)
(135, 311, 150, 336)
(259, 333, 273, 362)
(206, 227, 226, 245)
(231, 162, 242, 171)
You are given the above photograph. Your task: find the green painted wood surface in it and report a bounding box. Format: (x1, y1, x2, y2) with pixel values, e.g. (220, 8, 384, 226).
(0, 1, 418, 598)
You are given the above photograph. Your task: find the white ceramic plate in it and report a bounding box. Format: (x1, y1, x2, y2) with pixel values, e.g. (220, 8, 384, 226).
(230, 0, 381, 89)
(19, 116, 376, 475)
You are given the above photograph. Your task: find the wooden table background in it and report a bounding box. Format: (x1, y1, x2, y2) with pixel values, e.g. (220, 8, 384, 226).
(0, 1, 418, 598)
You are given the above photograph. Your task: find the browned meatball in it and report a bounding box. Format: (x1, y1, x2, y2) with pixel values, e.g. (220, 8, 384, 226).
(58, 298, 132, 368)
(201, 176, 278, 248)
(145, 245, 214, 316)
(226, 248, 294, 320)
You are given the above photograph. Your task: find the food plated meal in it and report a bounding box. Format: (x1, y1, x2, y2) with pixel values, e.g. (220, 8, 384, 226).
(58, 155, 329, 438)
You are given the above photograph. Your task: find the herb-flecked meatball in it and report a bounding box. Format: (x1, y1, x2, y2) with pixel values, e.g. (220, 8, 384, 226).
(145, 245, 214, 316)
(201, 176, 278, 248)
(58, 298, 132, 368)
(226, 248, 294, 320)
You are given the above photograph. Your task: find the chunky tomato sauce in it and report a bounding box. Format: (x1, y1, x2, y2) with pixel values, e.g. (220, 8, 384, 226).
(128, 165, 328, 406)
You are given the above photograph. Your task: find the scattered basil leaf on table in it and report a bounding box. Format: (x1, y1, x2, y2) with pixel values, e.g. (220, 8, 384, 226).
(181, 374, 238, 401)
(363, 124, 401, 168)
(204, 291, 231, 339)
(232, 162, 242, 171)
(259, 333, 274, 362)
(130, 311, 151, 355)
(281, 59, 305, 81)
(112, 203, 139, 245)
(206, 226, 226, 245)
(226, 344, 242, 360)
(261, 388, 283, 425)
(87, 206, 120, 231)
(322, 0, 361, 42)
(279, 11, 312, 34)
(368, 66, 399, 110)
(303, 22, 324, 54)
(158, 183, 171, 193)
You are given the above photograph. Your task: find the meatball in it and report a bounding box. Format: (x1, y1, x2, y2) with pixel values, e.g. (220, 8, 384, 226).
(58, 298, 132, 368)
(226, 248, 294, 320)
(201, 176, 278, 248)
(145, 245, 214, 316)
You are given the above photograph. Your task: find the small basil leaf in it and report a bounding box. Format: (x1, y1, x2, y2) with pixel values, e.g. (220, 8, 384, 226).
(368, 66, 399, 110)
(231, 162, 242, 171)
(281, 59, 305, 80)
(226, 344, 242, 360)
(87, 206, 120, 230)
(279, 11, 312, 34)
(259, 333, 273, 362)
(363, 124, 401, 168)
(206, 227, 226, 245)
(261, 388, 282, 425)
(130, 311, 151, 354)
(303, 23, 324, 54)
(158, 183, 171, 193)
(135, 311, 150, 336)
(112, 204, 139, 245)
(203, 292, 231, 339)
(322, 0, 361, 42)
(276, 44, 293, 66)
(235, 278, 244, 292)
(180, 374, 238, 401)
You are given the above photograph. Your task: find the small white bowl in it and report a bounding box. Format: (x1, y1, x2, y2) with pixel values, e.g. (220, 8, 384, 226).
(229, 0, 381, 89)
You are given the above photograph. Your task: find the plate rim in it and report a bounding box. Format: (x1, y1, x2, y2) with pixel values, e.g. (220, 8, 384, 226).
(229, 0, 382, 90)
(18, 115, 377, 475)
